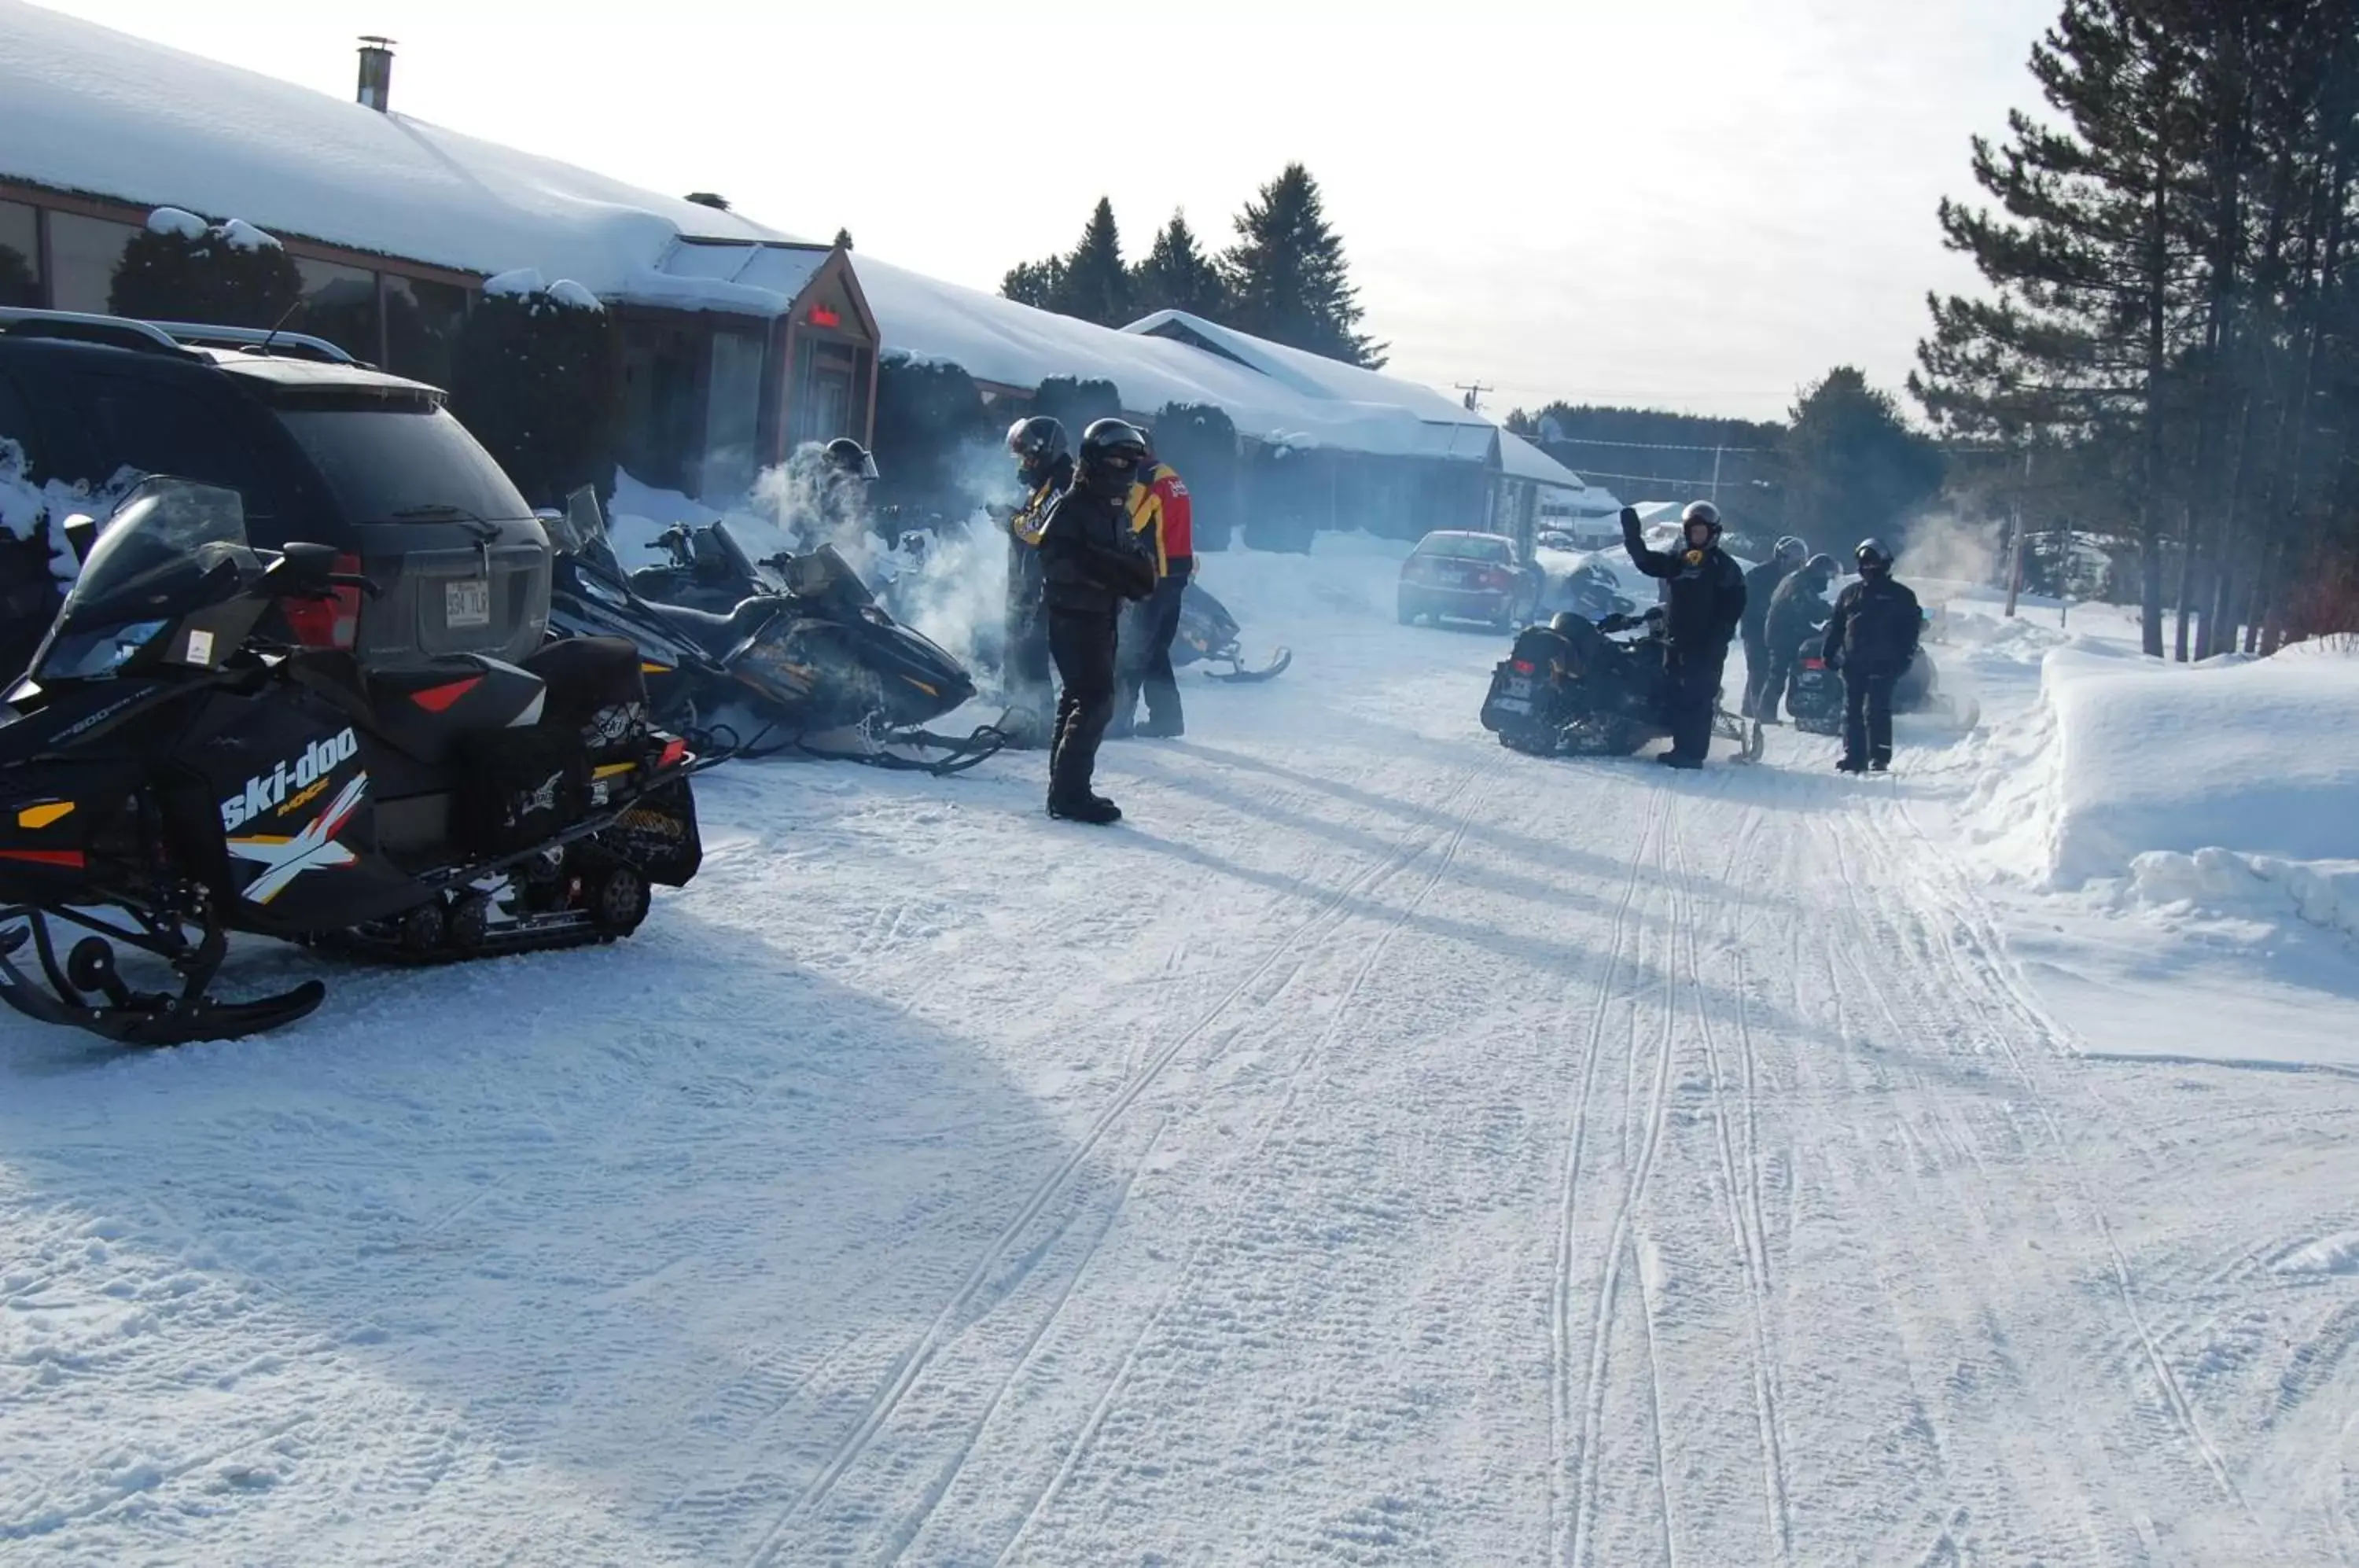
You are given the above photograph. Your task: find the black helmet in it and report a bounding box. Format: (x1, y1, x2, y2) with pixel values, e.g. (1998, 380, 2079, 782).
(1549, 611, 1584, 637)
(823, 436, 879, 481)
(1078, 418, 1149, 495)
(1681, 500, 1723, 542)
(1804, 551, 1838, 581)
(1773, 535, 1807, 566)
(1856, 537, 1893, 572)
(1007, 414, 1067, 466)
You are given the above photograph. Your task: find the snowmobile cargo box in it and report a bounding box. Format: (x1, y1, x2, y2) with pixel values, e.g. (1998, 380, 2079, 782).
(455, 726, 591, 858)
(521, 635, 650, 761)
(607, 780, 702, 887)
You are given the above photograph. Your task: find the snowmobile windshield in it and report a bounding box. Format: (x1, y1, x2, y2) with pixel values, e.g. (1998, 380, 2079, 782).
(35, 480, 256, 682)
(274, 403, 534, 525)
(778, 544, 875, 608)
(705, 521, 766, 584)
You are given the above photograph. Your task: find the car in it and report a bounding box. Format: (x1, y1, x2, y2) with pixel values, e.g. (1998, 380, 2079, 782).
(0, 307, 549, 677)
(1397, 529, 1545, 631)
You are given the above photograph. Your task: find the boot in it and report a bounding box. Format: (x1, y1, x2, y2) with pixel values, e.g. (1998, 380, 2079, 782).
(1048, 793, 1122, 824)
(1869, 748, 1891, 773)
(1656, 751, 1702, 771)
(1135, 715, 1184, 739)
(1835, 754, 1866, 774)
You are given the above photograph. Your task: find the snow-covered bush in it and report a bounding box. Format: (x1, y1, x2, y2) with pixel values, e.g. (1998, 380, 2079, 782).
(107, 207, 301, 328)
(872, 353, 995, 525)
(1152, 401, 1238, 551)
(447, 274, 618, 508)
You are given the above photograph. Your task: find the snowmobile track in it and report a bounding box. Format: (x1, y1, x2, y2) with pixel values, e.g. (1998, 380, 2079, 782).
(749, 764, 1496, 1564)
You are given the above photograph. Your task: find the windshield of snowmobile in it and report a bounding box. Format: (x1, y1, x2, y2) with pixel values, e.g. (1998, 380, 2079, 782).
(778, 544, 875, 608)
(34, 480, 256, 682)
(705, 521, 766, 585)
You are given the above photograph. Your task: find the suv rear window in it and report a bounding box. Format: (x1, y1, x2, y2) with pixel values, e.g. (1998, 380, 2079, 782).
(275, 405, 532, 525)
(72, 373, 274, 510)
(1415, 533, 1511, 563)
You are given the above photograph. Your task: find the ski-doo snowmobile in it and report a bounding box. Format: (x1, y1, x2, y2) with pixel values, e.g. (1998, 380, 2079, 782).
(1479, 606, 1758, 760)
(0, 479, 709, 1046)
(1781, 640, 1980, 736)
(1553, 561, 1639, 624)
(548, 495, 1001, 773)
(1173, 580, 1290, 683)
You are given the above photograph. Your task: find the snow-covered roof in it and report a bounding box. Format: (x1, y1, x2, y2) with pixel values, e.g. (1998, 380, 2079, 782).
(1127, 311, 1474, 427)
(0, 0, 806, 294)
(1497, 429, 1588, 492)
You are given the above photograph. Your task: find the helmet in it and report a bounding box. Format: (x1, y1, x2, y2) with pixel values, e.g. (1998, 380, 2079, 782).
(1680, 500, 1723, 541)
(1079, 418, 1149, 476)
(1007, 415, 1068, 466)
(1804, 551, 1838, 582)
(1855, 537, 1893, 572)
(1774, 535, 1807, 566)
(823, 437, 879, 481)
(1550, 611, 1584, 637)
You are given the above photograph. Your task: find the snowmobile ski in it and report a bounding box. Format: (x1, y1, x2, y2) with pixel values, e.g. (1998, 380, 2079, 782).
(1205, 648, 1292, 683)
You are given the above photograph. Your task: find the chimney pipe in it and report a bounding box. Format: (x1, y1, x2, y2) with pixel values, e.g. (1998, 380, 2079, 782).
(357, 36, 395, 112)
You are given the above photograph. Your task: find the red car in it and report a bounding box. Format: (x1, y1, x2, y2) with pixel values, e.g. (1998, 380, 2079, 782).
(1397, 531, 1545, 631)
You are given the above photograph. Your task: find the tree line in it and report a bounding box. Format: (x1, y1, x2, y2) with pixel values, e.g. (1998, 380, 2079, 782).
(1914, 0, 2359, 656)
(999, 164, 1386, 369)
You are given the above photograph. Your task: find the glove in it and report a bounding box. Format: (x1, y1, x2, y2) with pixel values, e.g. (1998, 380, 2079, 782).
(1619, 506, 1642, 532)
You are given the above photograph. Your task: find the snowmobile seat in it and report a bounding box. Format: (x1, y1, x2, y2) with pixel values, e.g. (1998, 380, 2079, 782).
(648, 595, 787, 661)
(521, 636, 650, 760)
(358, 657, 554, 767)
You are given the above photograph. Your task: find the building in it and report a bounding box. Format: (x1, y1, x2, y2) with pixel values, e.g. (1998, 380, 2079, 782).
(0, 0, 878, 502)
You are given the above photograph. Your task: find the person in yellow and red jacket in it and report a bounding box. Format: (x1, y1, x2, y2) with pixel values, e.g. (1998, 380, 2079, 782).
(1110, 432, 1195, 738)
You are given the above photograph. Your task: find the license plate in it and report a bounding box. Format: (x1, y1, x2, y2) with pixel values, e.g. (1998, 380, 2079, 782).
(445, 578, 491, 628)
(1495, 695, 1532, 714)
(1506, 675, 1533, 698)
(1441, 569, 1467, 585)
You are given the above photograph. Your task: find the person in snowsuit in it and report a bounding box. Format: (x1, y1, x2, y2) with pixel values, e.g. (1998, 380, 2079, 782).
(1740, 535, 1808, 718)
(1111, 435, 1195, 738)
(1001, 417, 1071, 748)
(1760, 552, 1838, 724)
(1621, 500, 1746, 768)
(1037, 419, 1157, 822)
(1821, 537, 1921, 772)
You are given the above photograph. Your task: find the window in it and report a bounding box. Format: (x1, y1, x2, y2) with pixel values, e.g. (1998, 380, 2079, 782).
(702, 328, 764, 502)
(789, 335, 857, 449)
(1415, 532, 1511, 563)
(384, 274, 469, 387)
(67, 373, 278, 525)
(0, 201, 38, 309)
(274, 404, 532, 524)
(619, 319, 701, 491)
(293, 257, 381, 364)
(0, 373, 37, 472)
(46, 212, 139, 315)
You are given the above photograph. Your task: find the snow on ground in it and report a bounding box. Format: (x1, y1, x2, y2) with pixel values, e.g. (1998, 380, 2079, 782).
(4, 545, 2357, 1565)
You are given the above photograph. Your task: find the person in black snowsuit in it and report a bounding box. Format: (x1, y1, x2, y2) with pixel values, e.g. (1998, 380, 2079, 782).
(1740, 535, 1807, 718)
(1821, 537, 1921, 772)
(1037, 419, 1157, 822)
(1760, 553, 1838, 724)
(1001, 418, 1071, 749)
(1621, 500, 1746, 768)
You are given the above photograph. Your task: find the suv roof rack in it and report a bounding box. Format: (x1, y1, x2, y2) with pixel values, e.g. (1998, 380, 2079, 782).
(0, 307, 357, 366)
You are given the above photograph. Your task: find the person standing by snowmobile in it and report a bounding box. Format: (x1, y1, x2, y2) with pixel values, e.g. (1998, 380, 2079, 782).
(1620, 500, 1746, 768)
(1037, 419, 1157, 822)
(1740, 535, 1808, 719)
(1111, 435, 1195, 738)
(1002, 417, 1071, 749)
(1761, 552, 1838, 724)
(1821, 538, 1921, 772)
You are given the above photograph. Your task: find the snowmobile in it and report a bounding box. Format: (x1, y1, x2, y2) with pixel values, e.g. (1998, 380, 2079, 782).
(1780, 640, 1980, 737)
(1552, 561, 1639, 624)
(1174, 580, 1290, 683)
(1478, 606, 1759, 761)
(0, 478, 709, 1047)
(549, 495, 1002, 773)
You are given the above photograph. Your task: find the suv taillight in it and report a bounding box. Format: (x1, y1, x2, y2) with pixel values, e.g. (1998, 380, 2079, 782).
(283, 553, 363, 650)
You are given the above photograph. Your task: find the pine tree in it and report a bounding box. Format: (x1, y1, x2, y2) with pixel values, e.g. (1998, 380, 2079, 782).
(1220, 164, 1385, 368)
(1000, 257, 1067, 311)
(1912, 0, 2208, 655)
(448, 283, 621, 508)
(1131, 212, 1228, 319)
(108, 212, 303, 329)
(834, 227, 854, 250)
(1780, 367, 1945, 549)
(1061, 197, 1132, 326)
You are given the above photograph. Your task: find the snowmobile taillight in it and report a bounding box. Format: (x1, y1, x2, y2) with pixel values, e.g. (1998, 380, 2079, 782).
(1511, 659, 1536, 675)
(657, 737, 688, 771)
(1803, 657, 1825, 670)
(284, 553, 364, 650)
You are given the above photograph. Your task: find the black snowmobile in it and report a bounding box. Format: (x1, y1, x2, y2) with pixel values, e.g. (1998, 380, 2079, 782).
(1479, 607, 1759, 760)
(0, 479, 709, 1047)
(1781, 634, 1980, 737)
(547, 495, 1002, 774)
(1174, 581, 1290, 683)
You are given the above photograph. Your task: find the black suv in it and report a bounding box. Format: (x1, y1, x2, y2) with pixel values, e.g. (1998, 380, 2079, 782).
(0, 309, 549, 676)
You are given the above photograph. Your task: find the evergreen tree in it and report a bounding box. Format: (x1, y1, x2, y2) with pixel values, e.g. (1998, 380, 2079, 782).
(1061, 197, 1132, 326)
(1220, 164, 1385, 367)
(0, 244, 33, 310)
(1000, 257, 1066, 311)
(871, 354, 993, 521)
(448, 282, 621, 508)
(1779, 367, 1945, 550)
(108, 212, 303, 329)
(1131, 211, 1228, 319)
(834, 227, 854, 250)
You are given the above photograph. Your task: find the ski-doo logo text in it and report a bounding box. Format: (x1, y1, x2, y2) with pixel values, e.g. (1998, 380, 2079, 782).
(220, 729, 359, 832)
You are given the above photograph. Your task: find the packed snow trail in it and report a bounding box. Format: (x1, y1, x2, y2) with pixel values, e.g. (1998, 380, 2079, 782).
(2, 550, 2357, 1566)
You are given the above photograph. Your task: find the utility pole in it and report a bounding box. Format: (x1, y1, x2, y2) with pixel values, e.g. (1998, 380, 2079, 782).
(2003, 447, 2032, 617)
(1709, 444, 1724, 506)
(1455, 382, 1493, 414)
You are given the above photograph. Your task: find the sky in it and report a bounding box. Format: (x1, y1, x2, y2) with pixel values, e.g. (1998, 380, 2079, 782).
(40, 0, 2060, 424)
